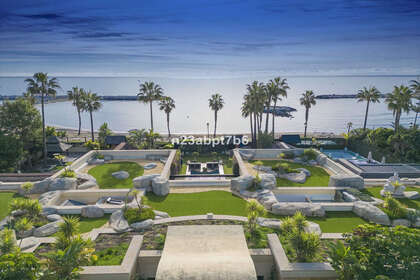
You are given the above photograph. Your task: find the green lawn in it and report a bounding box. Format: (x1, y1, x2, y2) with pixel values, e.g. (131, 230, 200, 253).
(362, 186, 420, 210)
(88, 162, 144, 189)
(143, 190, 366, 233)
(180, 154, 233, 174)
(250, 160, 330, 187)
(0, 192, 15, 221)
(143, 191, 248, 216)
(78, 215, 110, 233)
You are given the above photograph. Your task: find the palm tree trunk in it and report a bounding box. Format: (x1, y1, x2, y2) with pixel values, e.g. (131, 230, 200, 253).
(213, 110, 217, 137)
(272, 99, 277, 137)
(395, 110, 401, 133)
(41, 92, 47, 165)
(363, 101, 370, 130)
(265, 97, 271, 133)
(150, 101, 154, 131)
(77, 108, 81, 135)
(304, 107, 309, 138)
(90, 110, 94, 141)
(249, 115, 253, 144)
(414, 112, 418, 127)
(166, 113, 171, 138)
(253, 113, 257, 147)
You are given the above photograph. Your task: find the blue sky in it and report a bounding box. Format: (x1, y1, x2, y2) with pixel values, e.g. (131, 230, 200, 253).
(0, 0, 419, 78)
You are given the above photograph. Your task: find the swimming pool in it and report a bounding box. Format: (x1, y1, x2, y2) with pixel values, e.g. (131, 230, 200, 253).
(323, 149, 367, 161)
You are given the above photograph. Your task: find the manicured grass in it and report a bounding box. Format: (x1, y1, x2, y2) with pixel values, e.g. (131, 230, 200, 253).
(144, 190, 366, 233)
(180, 154, 233, 174)
(94, 242, 129, 265)
(78, 215, 110, 233)
(88, 162, 144, 189)
(362, 186, 420, 210)
(250, 160, 330, 187)
(0, 192, 17, 221)
(143, 191, 248, 216)
(306, 212, 367, 233)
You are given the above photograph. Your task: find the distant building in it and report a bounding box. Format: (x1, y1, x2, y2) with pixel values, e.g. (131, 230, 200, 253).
(105, 135, 127, 148)
(46, 136, 72, 154)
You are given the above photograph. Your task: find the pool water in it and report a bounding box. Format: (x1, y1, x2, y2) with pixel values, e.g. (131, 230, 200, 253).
(323, 149, 367, 161)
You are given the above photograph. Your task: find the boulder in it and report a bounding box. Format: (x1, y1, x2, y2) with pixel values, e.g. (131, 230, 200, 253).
(253, 165, 272, 172)
(271, 202, 325, 217)
(133, 174, 160, 189)
(153, 210, 170, 218)
(152, 176, 170, 196)
(239, 190, 259, 198)
(0, 216, 12, 230)
(19, 237, 38, 250)
(257, 191, 278, 210)
(257, 217, 282, 229)
(78, 180, 97, 190)
(49, 177, 77, 191)
(33, 221, 61, 237)
(41, 207, 57, 216)
(231, 175, 254, 192)
(316, 154, 327, 165)
(112, 171, 130, 180)
(81, 205, 104, 218)
(329, 174, 364, 189)
(18, 227, 34, 239)
(76, 172, 97, 183)
(392, 219, 410, 227)
(30, 178, 52, 194)
(342, 191, 357, 202)
(88, 158, 105, 165)
(110, 210, 130, 232)
(414, 218, 420, 228)
(353, 201, 390, 225)
(279, 172, 307, 184)
(46, 214, 63, 222)
(131, 219, 154, 231)
(308, 160, 318, 166)
(296, 168, 311, 177)
(11, 209, 26, 217)
(144, 163, 158, 170)
(258, 174, 277, 189)
(38, 191, 61, 206)
(305, 222, 322, 235)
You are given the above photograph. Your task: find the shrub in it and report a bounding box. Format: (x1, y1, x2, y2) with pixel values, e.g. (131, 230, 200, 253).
(303, 149, 317, 161)
(280, 151, 295, 159)
(94, 152, 104, 159)
(123, 207, 155, 224)
(163, 143, 174, 149)
(273, 162, 295, 174)
(257, 133, 274, 148)
(60, 168, 76, 178)
(9, 199, 42, 217)
(246, 200, 266, 236)
(84, 140, 100, 150)
(382, 194, 407, 219)
(0, 228, 16, 255)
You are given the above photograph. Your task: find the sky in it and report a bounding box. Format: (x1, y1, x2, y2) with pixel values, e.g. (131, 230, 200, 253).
(0, 0, 419, 78)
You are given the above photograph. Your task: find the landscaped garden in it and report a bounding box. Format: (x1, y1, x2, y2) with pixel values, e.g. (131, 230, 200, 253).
(88, 161, 144, 189)
(180, 153, 233, 174)
(249, 160, 330, 187)
(362, 186, 420, 210)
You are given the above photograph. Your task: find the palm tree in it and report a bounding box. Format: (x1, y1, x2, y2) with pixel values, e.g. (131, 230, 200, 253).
(145, 129, 160, 149)
(246, 81, 266, 145)
(410, 78, 420, 98)
(356, 86, 381, 130)
(138, 81, 163, 131)
(268, 77, 289, 137)
(208, 93, 224, 137)
(159, 96, 175, 138)
(300, 90, 316, 138)
(25, 72, 60, 164)
(67, 87, 85, 135)
(128, 128, 146, 148)
(241, 97, 253, 143)
(385, 85, 413, 133)
(82, 90, 102, 141)
(411, 102, 420, 127)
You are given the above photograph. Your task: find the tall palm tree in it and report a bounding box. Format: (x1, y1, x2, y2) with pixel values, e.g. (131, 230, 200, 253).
(241, 96, 253, 143)
(410, 78, 420, 98)
(356, 86, 381, 130)
(246, 81, 266, 145)
(25, 72, 60, 164)
(269, 77, 289, 137)
(208, 93, 224, 137)
(67, 87, 85, 135)
(138, 81, 163, 131)
(411, 102, 420, 127)
(159, 96, 175, 138)
(82, 90, 102, 141)
(300, 90, 316, 138)
(385, 85, 413, 133)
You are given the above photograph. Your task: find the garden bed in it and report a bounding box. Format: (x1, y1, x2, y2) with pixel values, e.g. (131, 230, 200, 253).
(362, 186, 420, 210)
(249, 160, 330, 187)
(87, 161, 144, 189)
(180, 154, 233, 174)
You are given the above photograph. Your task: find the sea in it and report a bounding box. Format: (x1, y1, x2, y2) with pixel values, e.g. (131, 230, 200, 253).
(0, 76, 418, 135)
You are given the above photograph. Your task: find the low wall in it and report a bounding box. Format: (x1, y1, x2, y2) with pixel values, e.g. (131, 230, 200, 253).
(237, 148, 305, 160)
(169, 179, 230, 188)
(0, 172, 52, 182)
(233, 149, 249, 176)
(268, 234, 337, 280)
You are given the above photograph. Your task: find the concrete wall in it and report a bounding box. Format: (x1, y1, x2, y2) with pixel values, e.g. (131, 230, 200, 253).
(169, 179, 230, 188)
(237, 148, 304, 160)
(233, 149, 250, 176)
(268, 234, 337, 280)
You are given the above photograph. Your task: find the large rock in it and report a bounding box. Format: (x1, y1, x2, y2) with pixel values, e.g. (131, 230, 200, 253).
(305, 222, 322, 235)
(258, 173, 277, 189)
(46, 214, 63, 222)
(144, 163, 157, 170)
(231, 175, 254, 192)
(76, 172, 97, 184)
(78, 180, 97, 190)
(353, 201, 390, 225)
(152, 176, 170, 196)
(81, 205, 104, 218)
(279, 171, 307, 184)
(257, 191, 278, 210)
(112, 171, 129, 180)
(253, 165, 272, 172)
(316, 154, 327, 165)
(18, 227, 34, 239)
(131, 219, 154, 231)
(153, 210, 170, 218)
(271, 202, 325, 217)
(133, 174, 160, 189)
(392, 219, 410, 227)
(38, 191, 61, 206)
(49, 177, 77, 191)
(33, 221, 61, 237)
(296, 168, 311, 177)
(110, 210, 130, 232)
(20, 237, 38, 250)
(88, 158, 104, 165)
(30, 178, 52, 194)
(257, 217, 282, 229)
(329, 174, 364, 189)
(0, 216, 12, 230)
